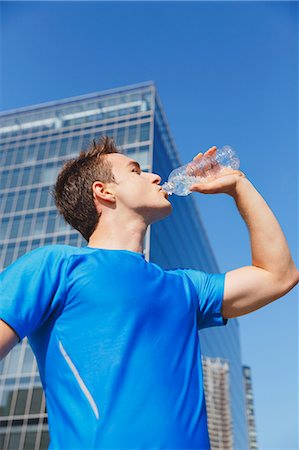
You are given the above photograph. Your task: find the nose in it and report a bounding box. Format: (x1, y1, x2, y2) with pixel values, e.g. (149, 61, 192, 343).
(149, 172, 162, 185)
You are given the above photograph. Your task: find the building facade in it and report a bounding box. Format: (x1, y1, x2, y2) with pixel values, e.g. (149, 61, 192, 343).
(202, 357, 234, 450)
(0, 82, 248, 449)
(243, 365, 258, 449)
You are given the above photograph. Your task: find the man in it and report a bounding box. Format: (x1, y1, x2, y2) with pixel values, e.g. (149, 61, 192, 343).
(0, 136, 298, 450)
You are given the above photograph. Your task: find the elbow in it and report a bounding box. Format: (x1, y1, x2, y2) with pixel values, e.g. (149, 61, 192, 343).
(281, 268, 299, 294)
(291, 269, 299, 287)
(289, 266, 299, 284)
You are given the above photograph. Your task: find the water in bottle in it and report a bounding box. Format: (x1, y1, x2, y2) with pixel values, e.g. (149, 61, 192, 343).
(161, 145, 240, 196)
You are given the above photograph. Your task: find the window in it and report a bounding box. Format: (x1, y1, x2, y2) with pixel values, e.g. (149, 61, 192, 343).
(46, 211, 56, 234)
(31, 166, 42, 185)
(4, 243, 15, 267)
(40, 431, 50, 450)
(8, 432, 21, 450)
(17, 241, 28, 259)
(34, 213, 46, 236)
(137, 149, 148, 167)
(16, 190, 28, 212)
(36, 143, 48, 161)
(15, 147, 26, 164)
(30, 387, 43, 414)
(0, 218, 9, 241)
(41, 164, 59, 184)
(69, 234, 80, 247)
(24, 431, 37, 450)
(10, 169, 20, 188)
(30, 239, 41, 250)
(39, 188, 51, 208)
(58, 138, 69, 157)
(69, 136, 81, 154)
(21, 214, 33, 237)
(127, 125, 138, 144)
(140, 122, 150, 142)
(10, 216, 21, 239)
(116, 127, 126, 146)
(56, 235, 67, 244)
(27, 189, 37, 210)
(6, 345, 22, 375)
(56, 214, 70, 232)
(26, 144, 37, 163)
(0, 171, 10, 190)
(0, 389, 14, 416)
(15, 389, 28, 415)
(4, 192, 15, 214)
(48, 140, 59, 159)
(5, 148, 17, 166)
(21, 167, 32, 186)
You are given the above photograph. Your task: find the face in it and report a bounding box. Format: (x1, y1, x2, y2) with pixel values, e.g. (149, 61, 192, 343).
(103, 153, 172, 225)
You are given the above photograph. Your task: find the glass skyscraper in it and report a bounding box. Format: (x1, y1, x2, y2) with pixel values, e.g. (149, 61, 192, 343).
(0, 81, 249, 449)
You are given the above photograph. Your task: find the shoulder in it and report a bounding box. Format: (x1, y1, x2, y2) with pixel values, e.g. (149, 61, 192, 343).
(164, 267, 205, 284)
(1, 245, 83, 274)
(23, 244, 83, 258)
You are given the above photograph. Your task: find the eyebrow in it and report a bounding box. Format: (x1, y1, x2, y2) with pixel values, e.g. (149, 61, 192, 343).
(127, 161, 141, 170)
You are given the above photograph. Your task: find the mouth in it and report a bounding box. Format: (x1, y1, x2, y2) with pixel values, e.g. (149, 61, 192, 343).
(159, 188, 169, 199)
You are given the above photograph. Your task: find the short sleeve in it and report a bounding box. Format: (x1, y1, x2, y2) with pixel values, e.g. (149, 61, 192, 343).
(0, 246, 68, 342)
(180, 269, 228, 330)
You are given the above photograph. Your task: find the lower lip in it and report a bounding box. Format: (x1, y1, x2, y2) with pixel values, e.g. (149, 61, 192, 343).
(160, 191, 169, 199)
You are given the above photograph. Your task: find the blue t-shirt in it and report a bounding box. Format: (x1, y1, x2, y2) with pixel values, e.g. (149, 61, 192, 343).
(0, 245, 228, 450)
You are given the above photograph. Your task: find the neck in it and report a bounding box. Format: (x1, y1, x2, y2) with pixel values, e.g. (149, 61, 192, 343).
(87, 214, 148, 254)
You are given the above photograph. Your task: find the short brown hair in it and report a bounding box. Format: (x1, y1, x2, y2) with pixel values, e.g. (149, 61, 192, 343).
(52, 135, 120, 241)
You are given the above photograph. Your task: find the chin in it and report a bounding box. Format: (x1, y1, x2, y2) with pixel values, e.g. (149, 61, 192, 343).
(150, 203, 173, 224)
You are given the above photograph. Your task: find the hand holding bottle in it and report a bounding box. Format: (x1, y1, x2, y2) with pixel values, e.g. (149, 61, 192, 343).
(189, 146, 246, 197)
(161, 145, 245, 196)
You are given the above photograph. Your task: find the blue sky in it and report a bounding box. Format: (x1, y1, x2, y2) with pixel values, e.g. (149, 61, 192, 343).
(1, 2, 298, 448)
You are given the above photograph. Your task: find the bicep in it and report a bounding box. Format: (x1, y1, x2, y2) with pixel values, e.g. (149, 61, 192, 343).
(222, 266, 295, 318)
(0, 319, 20, 361)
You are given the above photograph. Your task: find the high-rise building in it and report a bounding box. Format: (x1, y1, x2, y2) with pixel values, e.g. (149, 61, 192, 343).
(0, 81, 249, 449)
(243, 365, 258, 449)
(202, 356, 234, 450)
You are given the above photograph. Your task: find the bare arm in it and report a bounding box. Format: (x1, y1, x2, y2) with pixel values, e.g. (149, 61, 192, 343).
(0, 319, 20, 361)
(222, 176, 299, 318)
(190, 147, 299, 318)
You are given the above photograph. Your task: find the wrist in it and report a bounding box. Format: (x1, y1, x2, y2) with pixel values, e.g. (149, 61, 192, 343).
(228, 173, 249, 198)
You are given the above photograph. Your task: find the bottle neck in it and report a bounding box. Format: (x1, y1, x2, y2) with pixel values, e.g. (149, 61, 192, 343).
(161, 181, 175, 195)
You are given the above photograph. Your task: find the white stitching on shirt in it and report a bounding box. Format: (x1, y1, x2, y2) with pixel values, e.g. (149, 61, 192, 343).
(58, 340, 100, 420)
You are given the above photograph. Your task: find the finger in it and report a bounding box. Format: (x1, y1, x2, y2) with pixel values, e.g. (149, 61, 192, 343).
(193, 152, 203, 161)
(204, 146, 217, 156)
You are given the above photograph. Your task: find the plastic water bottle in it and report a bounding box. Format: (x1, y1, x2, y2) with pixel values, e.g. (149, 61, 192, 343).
(161, 145, 240, 196)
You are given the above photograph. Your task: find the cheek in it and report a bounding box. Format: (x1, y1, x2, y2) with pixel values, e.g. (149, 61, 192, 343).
(118, 184, 146, 207)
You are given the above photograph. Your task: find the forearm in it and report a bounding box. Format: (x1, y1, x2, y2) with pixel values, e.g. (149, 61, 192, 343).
(230, 176, 297, 279)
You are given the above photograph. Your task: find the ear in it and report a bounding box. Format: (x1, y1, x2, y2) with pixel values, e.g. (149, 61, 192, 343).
(92, 181, 116, 204)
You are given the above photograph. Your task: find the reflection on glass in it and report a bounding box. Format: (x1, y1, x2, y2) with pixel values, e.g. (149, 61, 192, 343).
(22, 347, 34, 373)
(24, 431, 36, 450)
(27, 190, 37, 210)
(39, 188, 50, 208)
(6, 343, 22, 375)
(34, 214, 46, 236)
(140, 123, 150, 142)
(15, 388, 28, 415)
(8, 431, 20, 450)
(41, 165, 59, 184)
(0, 389, 14, 416)
(16, 191, 27, 212)
(30, 387, 43, 414)
(40, 431, 50, 450)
